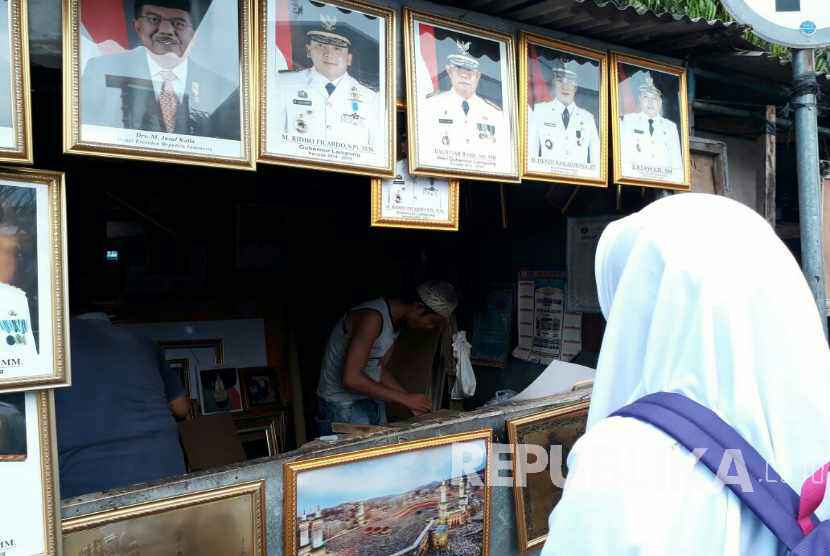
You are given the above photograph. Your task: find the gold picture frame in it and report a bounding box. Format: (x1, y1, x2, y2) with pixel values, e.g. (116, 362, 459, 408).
(159, 338, 225, 367)
(258, 0, 397, 178)
(403, 8, 520, 183)
(236, 413, 283, 458)
(519, 33, 608, 188)
(0, 168, 70, 393)
(62, 0, 257, 170)
(0, 0, 33, 164)
(0, 391, 61, 555)
(62, 481, 266, 555)
(284, 428, 492, 555)
(507, 400, 590, 552)
(610, 53, 691, 190)
(370, 105, 460, 231)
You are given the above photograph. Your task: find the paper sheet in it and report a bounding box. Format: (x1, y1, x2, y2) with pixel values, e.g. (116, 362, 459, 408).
(511, 359, 595, 401)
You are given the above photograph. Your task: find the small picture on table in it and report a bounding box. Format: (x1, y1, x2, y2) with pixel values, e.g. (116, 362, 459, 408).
(198, 367, 242, 415)
(239, 367, 280, 409)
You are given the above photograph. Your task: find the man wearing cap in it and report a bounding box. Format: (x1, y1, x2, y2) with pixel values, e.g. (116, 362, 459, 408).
(620, 72, 683, 181)
(421, 40, 505, 157)
(528, 61, 600, 178)
(316, 281, 458, 429)
(0, 219, 37, 363)
(270, 14, 379, 150)
(81, 0, 240, 140)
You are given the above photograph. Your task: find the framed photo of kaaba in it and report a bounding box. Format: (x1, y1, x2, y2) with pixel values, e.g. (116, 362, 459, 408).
(0, 0, 32, 164)
(507, 400, 589, 551)
(404, 9, 520, 183)
(284, 429, 492, 555)
(520, 33, 608, 187)
(611, 53, 691, 190)
(63, 0, 256, 170)
(259, 0, 396, 177)
(0, 169, 69, 393)
(0, 391, 61, 555)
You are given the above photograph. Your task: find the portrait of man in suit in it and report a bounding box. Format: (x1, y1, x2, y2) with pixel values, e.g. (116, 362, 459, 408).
(80, 0, 240, 141)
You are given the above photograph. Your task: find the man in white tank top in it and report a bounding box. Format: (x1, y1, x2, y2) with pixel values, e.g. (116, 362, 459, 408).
(316, 281, 458, 431)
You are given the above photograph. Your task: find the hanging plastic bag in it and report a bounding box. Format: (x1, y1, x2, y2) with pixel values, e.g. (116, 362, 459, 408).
(451, 331, 476, 399)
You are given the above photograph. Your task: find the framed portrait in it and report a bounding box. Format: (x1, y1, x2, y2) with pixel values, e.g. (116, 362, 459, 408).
(0, 0, 32, 164)
(63, 481, 266, 555)
(239, 366, 281, 410)
(0, 169, 69, 393)
(160, 337, 224, 400)
(611, 53, 691, 190)
(404, 9, 520, 183)
(198, 367, 243, 415)
(259, 0, 396, 176)
(0, 391, 61, 555)
(63, 0, 256, 170)
(371, 108, 460, 231)
(520, 33, 608, 187)
(284, 429, 492, 555)
(507, 401, 589, 551)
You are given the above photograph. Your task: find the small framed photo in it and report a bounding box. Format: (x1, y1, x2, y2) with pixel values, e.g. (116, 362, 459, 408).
(404, 8, 520, 182)
(611, 53, 691, 189)
(63, 481, 266, 555)
(284, 429, 492, 555)
(259, 0, 396, 176)
(0, 169, 69, 393)
(239, 366, 281, 409)
(64, 0, 256, 170)
(371, 109, 460, 231)
(0, 0, 33, 164)
(0, 391, 61, 555)
(507, 401, 589, 551)
(520, 33, 608, 187)
(236, 413, 284, 458)
(198, 367, 243, 415)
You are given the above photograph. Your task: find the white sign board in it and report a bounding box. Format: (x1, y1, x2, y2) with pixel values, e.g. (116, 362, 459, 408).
(721, 0, 830, 48)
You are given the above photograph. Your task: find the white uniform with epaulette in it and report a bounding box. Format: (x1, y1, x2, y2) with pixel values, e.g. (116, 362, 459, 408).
(620, 111, 683, 183)
(421, 90, 505, 155)
(270, 67, 378, 150)
(0, 282, 37, 365)
(528, 98, 600, 178)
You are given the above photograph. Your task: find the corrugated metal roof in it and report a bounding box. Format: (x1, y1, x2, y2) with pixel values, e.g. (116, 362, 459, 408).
(448, 0, 754, 55)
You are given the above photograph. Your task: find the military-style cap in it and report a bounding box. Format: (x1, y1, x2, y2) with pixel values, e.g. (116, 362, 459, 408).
(639, 72, 662, 97)
(551, 59, 579, 81)
(447, 39, 479, 71)
(307, 14, 351, 48)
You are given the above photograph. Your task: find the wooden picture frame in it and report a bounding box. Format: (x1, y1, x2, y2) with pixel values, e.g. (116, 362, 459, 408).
(239, 366, 282, 410)
(507, 401, 589, 551)
(259, 0, 397, 177)
(611, 53, 691, 190)
(403, 8, 520, 183)
(0, 0, 33, 164)
(236, 413, 283, 458)
(519, 32, 608, 188)
(63, 481, 266, 555)
(284, 429, 492, 555)
(0, 168, 70, 393)
(63, 0, 256, 170)
(0, 390, 61, 555)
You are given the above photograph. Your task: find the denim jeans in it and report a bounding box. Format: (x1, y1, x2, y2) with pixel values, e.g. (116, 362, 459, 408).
(316, 397, 387, 436)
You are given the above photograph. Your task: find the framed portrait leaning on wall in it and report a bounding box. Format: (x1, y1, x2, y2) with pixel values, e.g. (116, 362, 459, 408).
(63, 0, 256, 170)
(403, 8, 520, 183)
(0, 168, 69, 393)
(611, 53, 691, 190)
(0, 391, 61, 555)
(520, 33, 608, 187)
(0, 0, 33, 164)
(259, 0, 396, 177)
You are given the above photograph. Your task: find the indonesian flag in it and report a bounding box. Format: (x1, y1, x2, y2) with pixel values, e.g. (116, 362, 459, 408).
(618, 64, 638, 115)
(528, 45, 551, 106)
(79, 0, 129, 72)
(273, 0, 292, 70)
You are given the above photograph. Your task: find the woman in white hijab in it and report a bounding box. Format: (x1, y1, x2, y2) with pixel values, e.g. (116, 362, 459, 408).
(541, 193, 830, 555)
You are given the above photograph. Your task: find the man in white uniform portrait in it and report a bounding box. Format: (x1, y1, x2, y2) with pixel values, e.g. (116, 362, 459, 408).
(528, 60, 600, 177)
(0, 214, 36, 360)
(271, 14, 379, 149)
(620, 72, 683, 182)
(421, 39, 506, 153)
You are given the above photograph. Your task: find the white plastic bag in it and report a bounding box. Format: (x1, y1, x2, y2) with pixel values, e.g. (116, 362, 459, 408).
(451, 331, 476, 399)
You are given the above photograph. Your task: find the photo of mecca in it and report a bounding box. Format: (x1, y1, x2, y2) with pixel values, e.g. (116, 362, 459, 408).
(293, 438, 489, 556)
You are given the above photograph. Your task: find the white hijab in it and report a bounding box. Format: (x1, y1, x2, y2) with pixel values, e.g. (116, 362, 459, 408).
(543, 193, 830, 555)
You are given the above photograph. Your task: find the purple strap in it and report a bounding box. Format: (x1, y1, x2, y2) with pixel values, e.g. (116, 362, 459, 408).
(613, 392, 806, 550)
